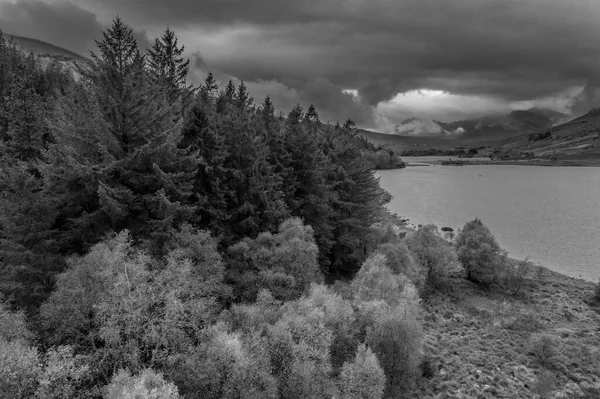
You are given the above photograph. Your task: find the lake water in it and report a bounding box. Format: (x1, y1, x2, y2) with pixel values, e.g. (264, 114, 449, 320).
(377, 157, 600, 281)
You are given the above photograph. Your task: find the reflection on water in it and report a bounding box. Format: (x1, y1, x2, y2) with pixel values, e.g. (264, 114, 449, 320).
(378, 159, 600, 281)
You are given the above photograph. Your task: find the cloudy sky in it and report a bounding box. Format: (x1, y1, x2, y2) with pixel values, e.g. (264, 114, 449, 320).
(1, 0, 600, 131)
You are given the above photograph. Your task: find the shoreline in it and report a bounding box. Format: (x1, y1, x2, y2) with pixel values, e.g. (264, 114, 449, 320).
(404, 159, 600, 167)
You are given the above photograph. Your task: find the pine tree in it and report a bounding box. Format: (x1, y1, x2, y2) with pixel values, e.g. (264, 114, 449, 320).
(288, 104, 304, 125)
(199, 72, 218, 102)
(47, 17, 200, 252)
(305, 104, 320, 125)
(260, 96, 275, 122)
(0, 159, 64, 310)
(235, 81, 253, 110)
(2, 65, 47, 162)
(325, 122, 390, 278)
(282, 105, 335, 271)
(147, 27, 190, 102)
(216, 80, 236, 113)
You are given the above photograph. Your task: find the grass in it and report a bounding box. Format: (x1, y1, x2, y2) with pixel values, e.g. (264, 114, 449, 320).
(406, 265, 600, 398)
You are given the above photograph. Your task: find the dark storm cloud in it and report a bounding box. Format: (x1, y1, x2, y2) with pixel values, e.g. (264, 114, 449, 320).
(79, 0, 600, 109)
(0, 0, 150, 57)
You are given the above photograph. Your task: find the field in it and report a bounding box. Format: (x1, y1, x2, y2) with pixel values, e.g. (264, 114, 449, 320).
(412, 266, 600, 398)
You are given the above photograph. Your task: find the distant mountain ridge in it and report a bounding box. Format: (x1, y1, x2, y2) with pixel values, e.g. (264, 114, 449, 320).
(390, 107, 569, 139)
(2, 33, 88, 61)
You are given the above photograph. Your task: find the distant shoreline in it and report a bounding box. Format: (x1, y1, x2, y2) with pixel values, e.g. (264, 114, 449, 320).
(404, 158, 600, 167)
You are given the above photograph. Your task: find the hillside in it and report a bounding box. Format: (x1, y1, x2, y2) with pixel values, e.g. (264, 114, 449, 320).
(2, 33, 88, 61)
(492, 108, 600, 162)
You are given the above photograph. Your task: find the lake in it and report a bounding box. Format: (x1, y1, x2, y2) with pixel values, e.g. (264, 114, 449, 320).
(378, 157, 600, 281)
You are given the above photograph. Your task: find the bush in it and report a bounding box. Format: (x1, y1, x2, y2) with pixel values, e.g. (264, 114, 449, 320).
(375, 242, 425, 293)
(406, 225, 457, 288)
(365, 302, 423, 396)
(338, 344, 386, 399)
(456, 219, 504, 284)
(0, 302, 33, 343)
(226, 218, 323, 302)
(352, 254, 417, 306)
(529, 334, 558, 367)
(501, 259, 531, 296)
(35, 346, 89, 399)
(167, 324, 277, 399)
(594, 279, 600, 303)
(104, 369, 181, 399)
(0, 338, 41, 399)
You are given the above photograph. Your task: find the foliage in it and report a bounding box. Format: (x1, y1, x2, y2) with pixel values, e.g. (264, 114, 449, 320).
(0, 301, 34, 342)
(166, 324, 277, 399)
(35, 346, 89, 399)
(406, 224, 457, 289)
(1, 16, 402, 398)
(365, 302, 423, 396)
(41, 228, 225, 377)
(337, 344, 386, 399)
(500, 258, 532, 296)
(374, 241, 425, 292)
(529, 334, 558, 368)
(594, 279, 600, 303)
(0, 338, 41, 399)
(456, 219, 504, 284)
(226, 218, 323, 302)
(104, 369, 181, 399)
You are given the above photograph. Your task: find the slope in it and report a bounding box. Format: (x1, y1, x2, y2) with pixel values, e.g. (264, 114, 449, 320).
(2, 33, 88, 61)
(494, 108, 600, 160)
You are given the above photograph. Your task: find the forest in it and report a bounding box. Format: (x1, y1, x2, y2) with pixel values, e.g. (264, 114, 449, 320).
(0, 17, 571, 399)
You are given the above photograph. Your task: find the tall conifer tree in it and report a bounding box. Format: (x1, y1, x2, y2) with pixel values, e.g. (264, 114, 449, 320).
(147, 27, 190, 102)
(47, 17, 200, 251)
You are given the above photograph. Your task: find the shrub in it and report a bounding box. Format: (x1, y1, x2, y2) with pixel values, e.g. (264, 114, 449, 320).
(338, 344, 386, 399)
(365, 302, 423, 396)
(594, 279, 600, 303)
(501, 259, 531, 296)
(505, 314, 545, 332)
(529, 334, 558, 367)
(270, 300, 337, 398)
(0, 302, 33, 343)
(166, 324, 277, 399)
(296, 285, 358, 373)
(352, 254, 419, 307)
(104, 369, 181, 399)
(456, 219, 504, 284)
(0, 338, 41, 399)
(375, 242, 425, 293)
(35, 346, 89, 399)
(406, 224, 457, 288)
(226, 218, 323, 302)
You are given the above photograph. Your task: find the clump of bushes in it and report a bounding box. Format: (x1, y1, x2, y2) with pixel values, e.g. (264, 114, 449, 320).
(529, 334, 559, 368)
(405, 224, 458, 290)
(105, 369, 181, 399)
(338, 344, 386, 399)
(594, 279, 600, 303)
(0, 303, 89, 399)
(456, 219, 505, 284)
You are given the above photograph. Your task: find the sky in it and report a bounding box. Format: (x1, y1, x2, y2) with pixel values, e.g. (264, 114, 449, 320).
(1, 0, 600, 132)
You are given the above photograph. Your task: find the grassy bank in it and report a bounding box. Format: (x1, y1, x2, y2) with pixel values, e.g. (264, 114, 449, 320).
(413, 265, 600, 398)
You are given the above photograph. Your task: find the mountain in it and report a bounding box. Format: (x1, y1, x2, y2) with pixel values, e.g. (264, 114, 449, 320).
(2, 33, 88, 61)
(394, 118, 463, 136)
(492, 108, 600, 160)
(365, 108, 570, 153)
